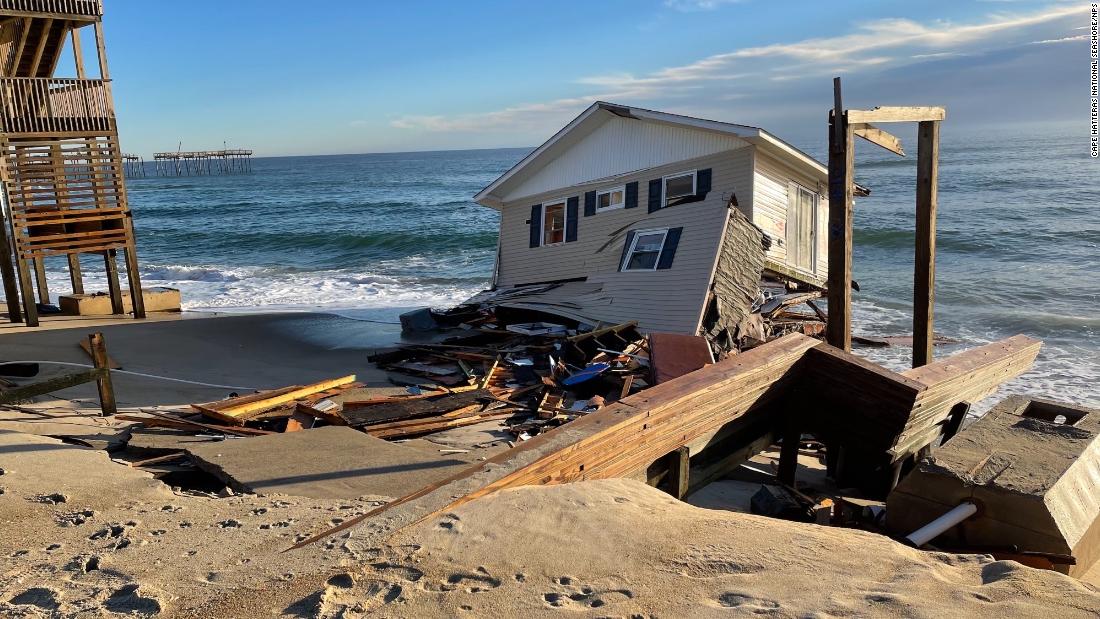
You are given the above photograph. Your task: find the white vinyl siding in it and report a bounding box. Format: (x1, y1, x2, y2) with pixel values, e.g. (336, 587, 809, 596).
(752, 151, 829, 280)
(504, 114, 749, 202)
(496, 148, 754, 333)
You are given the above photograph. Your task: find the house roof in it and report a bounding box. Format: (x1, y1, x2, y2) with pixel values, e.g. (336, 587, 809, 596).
(474, 101, 828, 209)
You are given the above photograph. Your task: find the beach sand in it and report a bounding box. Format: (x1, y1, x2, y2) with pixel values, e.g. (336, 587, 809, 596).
(2, 312, 1099, 617)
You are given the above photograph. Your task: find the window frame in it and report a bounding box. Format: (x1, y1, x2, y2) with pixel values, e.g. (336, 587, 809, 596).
(662, 170, 697, 207)
(787, 182, 819, 273)
(540, 198, 569, 247)
(595, 185, 626, 212)
(620, 227, 670, 272)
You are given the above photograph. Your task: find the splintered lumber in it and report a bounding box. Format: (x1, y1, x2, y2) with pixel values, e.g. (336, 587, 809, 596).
(191, 375, 356, 424)
(288, 333, 819, 550)
(117, 413, 273, 436)
(851, 123, 905, 156)
(340, 389, 493, 427)
(363, 410, 520, 439)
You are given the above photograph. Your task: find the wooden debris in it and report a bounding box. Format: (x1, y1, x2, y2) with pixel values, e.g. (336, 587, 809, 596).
(191, 375, 357, 425)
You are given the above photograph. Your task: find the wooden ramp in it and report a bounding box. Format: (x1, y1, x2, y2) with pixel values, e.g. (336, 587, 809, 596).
(290, 333, 1040, 550)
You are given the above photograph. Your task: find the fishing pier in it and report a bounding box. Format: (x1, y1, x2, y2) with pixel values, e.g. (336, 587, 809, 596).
(153, 149, 253, 176)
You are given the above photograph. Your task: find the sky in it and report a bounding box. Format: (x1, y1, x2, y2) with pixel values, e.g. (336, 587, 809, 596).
(60, 0, 1092, 157)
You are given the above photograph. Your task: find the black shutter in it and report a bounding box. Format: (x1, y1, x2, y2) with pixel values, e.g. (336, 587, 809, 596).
(656, 227, 683, 270)
(624, 181, 638, 209)
(584, 191, 596, 217)
(565, 197, 579, 242)
(696, 168, 712, 199)
(647, 178, 662, 213)
(528, 204, 542, 248)
(617, 230, 637, 272)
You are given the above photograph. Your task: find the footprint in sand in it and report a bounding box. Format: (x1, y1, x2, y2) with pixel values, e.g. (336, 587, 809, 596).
(432, 567, 501, 593)
(57, 509, 95, 527)
(103, 584, 163, 615)
(30, 492, 67, 505)
(542, 576, 635, 610)
(8, 586, 61, 611)
(718, 592, 781, 613)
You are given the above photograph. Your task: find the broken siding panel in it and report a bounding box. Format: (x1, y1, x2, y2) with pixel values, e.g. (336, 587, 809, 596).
(503, 115, 749, 202)
(753, 152, 830, 279)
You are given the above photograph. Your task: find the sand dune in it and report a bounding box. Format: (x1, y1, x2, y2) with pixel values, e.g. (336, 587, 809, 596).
(2, 426, 1097, 618)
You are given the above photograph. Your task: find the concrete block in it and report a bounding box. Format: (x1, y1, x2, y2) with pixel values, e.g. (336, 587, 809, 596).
(887, 395, 1100, 577)
(58, 287, 181, 315)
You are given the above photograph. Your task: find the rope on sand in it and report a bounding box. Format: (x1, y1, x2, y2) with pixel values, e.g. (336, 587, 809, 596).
(0, 360, 257, 392)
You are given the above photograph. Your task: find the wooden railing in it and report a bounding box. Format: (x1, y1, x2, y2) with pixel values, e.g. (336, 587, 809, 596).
(0, 77, 114, 134)
(0, 0, 102, 17)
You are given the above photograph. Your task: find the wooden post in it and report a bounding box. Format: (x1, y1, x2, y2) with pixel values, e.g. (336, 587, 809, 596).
(668, 446, 690, 500)
(0, 209, 22, 322)
(93, 21, 110, 80)
(103, 249, 124, 314)
(826, 77, 854, 351)
(913, 120, 940, 367)
(88, 332, 116, 416)
(71, 25, 86, 79)
(14, 251, 38, 326)
(777, 424, 801, 486)
(67, 254, 84, 294)
(32, 257, 49, 305)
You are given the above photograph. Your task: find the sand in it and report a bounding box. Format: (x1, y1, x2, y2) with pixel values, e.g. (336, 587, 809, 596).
(2, 313, 1100, 617)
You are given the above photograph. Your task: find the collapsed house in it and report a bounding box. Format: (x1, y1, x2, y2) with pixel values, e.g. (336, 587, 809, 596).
(445, 102, 836, 351)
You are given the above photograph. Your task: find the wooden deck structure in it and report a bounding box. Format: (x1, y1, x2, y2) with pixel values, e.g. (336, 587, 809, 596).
(0, 0, 144, 327)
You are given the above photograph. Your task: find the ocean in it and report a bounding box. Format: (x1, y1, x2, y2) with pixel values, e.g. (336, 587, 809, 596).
(27, 123, 1100, 406)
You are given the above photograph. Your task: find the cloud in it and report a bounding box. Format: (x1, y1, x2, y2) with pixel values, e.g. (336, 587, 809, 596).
(391, 4, 1084, 134)
(1028, 34, 1087, 44)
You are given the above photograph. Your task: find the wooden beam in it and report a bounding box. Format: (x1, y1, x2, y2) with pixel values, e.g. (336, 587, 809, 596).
(0, 368, 102, 404)
(92, 20, 108, 80)
(912, 120, 940, 368)
(847, 106, 946, 124)
(777, 423, 800, 486)
(10, 17, 31, 75)
(826, 77, 854, 351)
(0, 204, 22, 322)
(66, 253, 83, 294)
(192, 375, 357, 424)
(32, 256, 48, 304)
(70, 23, 85, 79)
(103, 248, 123, 314)
(27, 17, 53, 77)
(852, 123, 905, 156)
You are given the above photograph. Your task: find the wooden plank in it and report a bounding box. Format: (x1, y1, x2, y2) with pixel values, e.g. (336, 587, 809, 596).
(847, 106, 946, 123)
(826, 77, 854, 351)
(0, 368, 102, 403)
(340, 389, 493, 427)
(190, 375, 357, 423)
(851, 122, 905, 156)
(87, 332, 115, 416)
(115, 412, 273, 437)
(912, 120, 940, 368)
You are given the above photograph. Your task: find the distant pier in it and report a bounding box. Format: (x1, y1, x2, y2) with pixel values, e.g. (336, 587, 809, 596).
(122, 153, 146, 178)
(153, 149, 253, 176)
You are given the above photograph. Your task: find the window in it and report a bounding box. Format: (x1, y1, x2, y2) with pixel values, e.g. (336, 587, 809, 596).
(663, 171, 696, 206)
(542, 200, 566, 245)
(596, 186, 625, 211)
(621, 228, 668, 271)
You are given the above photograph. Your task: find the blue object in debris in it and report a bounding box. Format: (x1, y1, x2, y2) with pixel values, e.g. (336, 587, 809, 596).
(562, 362, 611, 386)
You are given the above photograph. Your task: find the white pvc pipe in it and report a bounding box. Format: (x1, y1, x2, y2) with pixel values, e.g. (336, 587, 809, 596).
(905, 501, 978, 547)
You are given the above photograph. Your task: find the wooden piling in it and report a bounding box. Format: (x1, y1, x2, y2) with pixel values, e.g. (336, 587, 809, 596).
(826, 77, 854, 352)
(913, 120, 941, 368)
(89, 332, 116, 416)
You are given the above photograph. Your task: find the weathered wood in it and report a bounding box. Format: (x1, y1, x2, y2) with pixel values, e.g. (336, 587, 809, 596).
(0, 368, 101, 403)
(116, 412, 273, 436)
(341, 389, 493, 427)
(851, 122, 905, 156)
(66, 251, 83, 294)
(0, 206, 22, 321)
(103, 248, 123, 314)
(32, 256, 48, 303)
(826, 78, 854, 351)
(87, 332, 115, 415)
(79, 336, 119, 369)
(913, 120, 940, 368)
(191, 375, 357, 424)
(668, 445, 690, 500)
(777, 424, 801, 486)
(847, 106, 946, 123)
